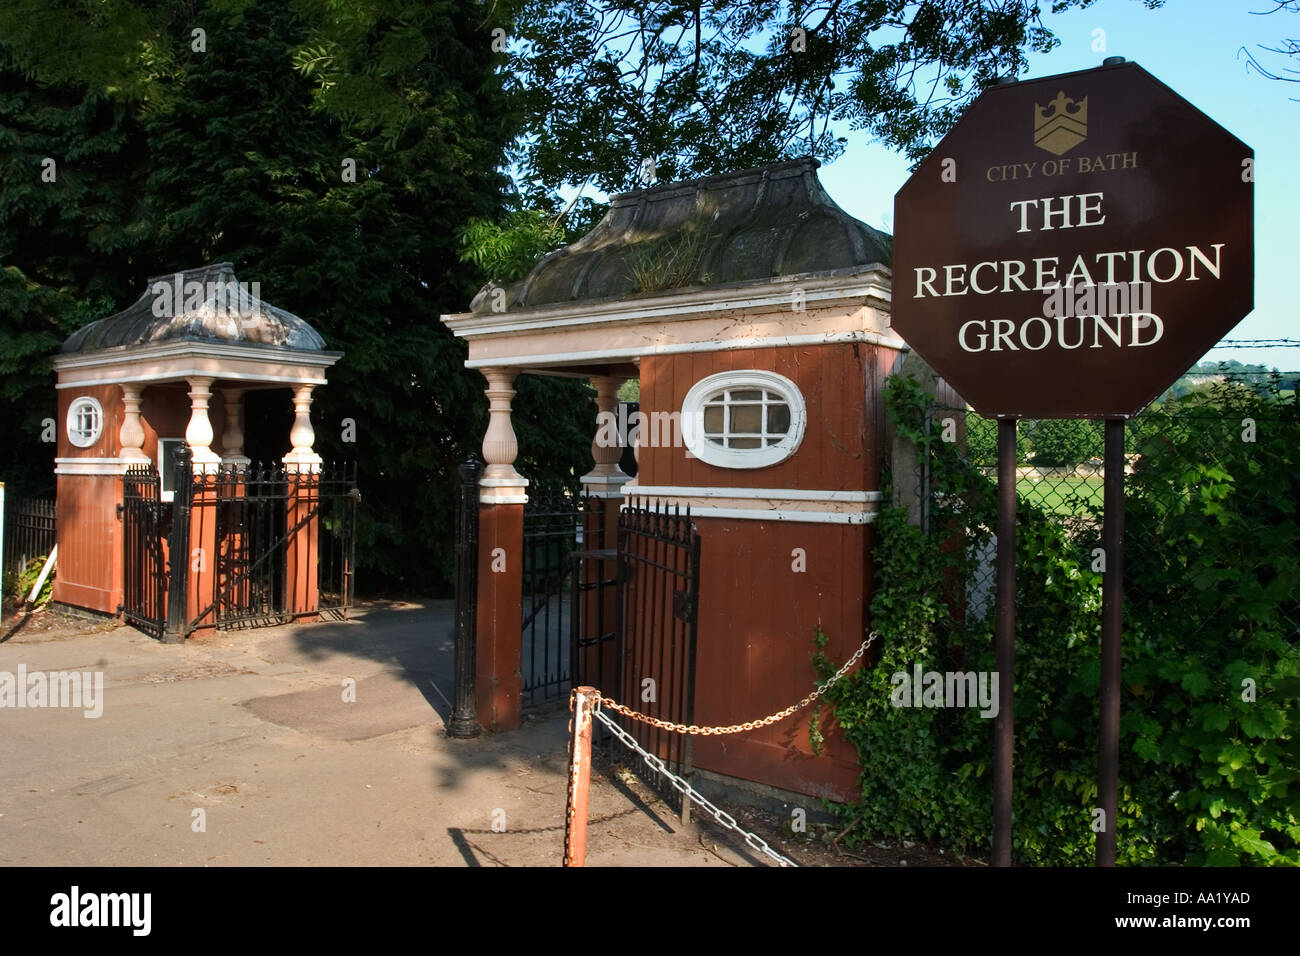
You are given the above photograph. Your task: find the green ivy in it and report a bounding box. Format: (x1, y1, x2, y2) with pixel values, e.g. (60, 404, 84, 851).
(811, 374, 1298, 865)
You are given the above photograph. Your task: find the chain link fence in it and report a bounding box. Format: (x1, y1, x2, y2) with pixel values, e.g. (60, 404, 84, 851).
(915, 377, 1299, 643)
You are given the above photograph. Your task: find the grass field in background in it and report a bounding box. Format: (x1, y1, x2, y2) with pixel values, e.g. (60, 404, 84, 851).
(1017, 475, 1105, 515)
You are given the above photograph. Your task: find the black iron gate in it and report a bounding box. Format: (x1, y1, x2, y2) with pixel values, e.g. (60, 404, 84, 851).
(197, 462, 359, 629)
(513, 491, 703, 798)
(211, 464, 288, 629)
(608, 498, 702, 817)
(521, 491, 605, 709)
(121, 459, 358, 638)
(121, 465, 167, 638)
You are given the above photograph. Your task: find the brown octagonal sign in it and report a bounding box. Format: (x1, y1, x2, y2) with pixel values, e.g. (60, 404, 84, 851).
(892, 61, 1254, 418)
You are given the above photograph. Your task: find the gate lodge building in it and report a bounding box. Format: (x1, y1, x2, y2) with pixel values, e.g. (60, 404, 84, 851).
(49, 263, 345, 636)
(444, 158, 909, 802)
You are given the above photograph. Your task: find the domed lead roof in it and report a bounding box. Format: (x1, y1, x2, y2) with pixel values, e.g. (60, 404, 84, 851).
(470, 157, 891, 314)
(62, 263, 326, 354)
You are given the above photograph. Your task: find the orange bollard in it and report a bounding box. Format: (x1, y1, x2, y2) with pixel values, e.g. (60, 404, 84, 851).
(563, 686, 597, 867)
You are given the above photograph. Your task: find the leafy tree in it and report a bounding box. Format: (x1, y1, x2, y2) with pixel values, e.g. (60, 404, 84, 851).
(504, 0, 1165, 198)
(0, 42, 146, 497)
(1023, 418, 1100, 467)
(0, 0, 594, 594)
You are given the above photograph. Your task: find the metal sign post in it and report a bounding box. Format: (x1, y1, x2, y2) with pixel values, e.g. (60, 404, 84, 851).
(1097, 419, 1126, 866)
(891, 58, 1254, 866)
(993, 419, 1017, 867)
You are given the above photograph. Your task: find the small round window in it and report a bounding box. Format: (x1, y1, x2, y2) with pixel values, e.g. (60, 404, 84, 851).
(682, 370, 806, 468)
(66, 396, 104, 449)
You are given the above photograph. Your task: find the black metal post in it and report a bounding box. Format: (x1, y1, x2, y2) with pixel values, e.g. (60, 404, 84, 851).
(162, 444, 193, 644)
(448, 456, 483, 738)
(1097, 418, 1125, 866)
(993, 418, 1017, 866)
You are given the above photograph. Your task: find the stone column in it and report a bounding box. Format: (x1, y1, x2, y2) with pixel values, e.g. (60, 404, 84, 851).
(283, 384, 322, 470)
(580, 376, 630, 497)
(118, 385, 149, 462)
(578, 377, 628, 693)
(184, 377, 220, 631)
(220, 388, 251, 468)
(217, 388, 251, 614)
(185, 376, 222, 470)
(113, 384, 150, 618)
(475, 367, 527, 730)
(479, 367, 528, 503)
(283, 384, 322, 620)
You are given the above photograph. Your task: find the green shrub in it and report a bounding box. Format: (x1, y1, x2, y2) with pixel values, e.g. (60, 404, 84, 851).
(16, 555, 54, 607)
(813, 375, 1298, 865)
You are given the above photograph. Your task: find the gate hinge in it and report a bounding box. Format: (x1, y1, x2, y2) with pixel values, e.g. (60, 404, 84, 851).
(116, 503, 123, 519)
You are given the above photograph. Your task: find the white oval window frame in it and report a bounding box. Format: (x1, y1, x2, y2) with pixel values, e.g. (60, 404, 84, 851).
(681, 369, 806, 469)
(66, 396, 104, 449)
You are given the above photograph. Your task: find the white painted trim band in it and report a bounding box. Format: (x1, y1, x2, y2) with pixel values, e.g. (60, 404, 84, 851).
(626, 504, 876, 525)
(629, 485, 882, 502)
(461, 328, 904, 369)
(442, 269, 892, 334)
(57, 370, 331, 389)
(55, 457, 129, 476)
(52, 340, 342, 371)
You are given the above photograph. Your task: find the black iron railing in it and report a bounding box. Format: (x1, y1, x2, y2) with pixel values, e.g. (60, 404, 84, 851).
(121, 454, 359, 640)
(3, 495, 56, 583)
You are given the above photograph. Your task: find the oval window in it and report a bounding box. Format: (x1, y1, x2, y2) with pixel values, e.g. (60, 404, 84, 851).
(681, 370, 806, 468)
(66, 396, 104, 449)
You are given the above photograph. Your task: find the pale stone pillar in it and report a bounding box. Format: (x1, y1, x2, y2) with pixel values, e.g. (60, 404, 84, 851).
(221, 388, 251, 468)
(581, 376, 629, 498)
(119, 385, 149, 462)
(479, 367, 528, 503)
(283, 384, 322, 471)
(185, 376, 222, 470)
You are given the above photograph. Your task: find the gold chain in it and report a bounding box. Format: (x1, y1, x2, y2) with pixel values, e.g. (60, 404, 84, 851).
(596, 633, 876, 735)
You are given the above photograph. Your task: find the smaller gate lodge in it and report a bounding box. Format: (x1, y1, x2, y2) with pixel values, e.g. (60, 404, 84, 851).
(51, 263, 357, 640)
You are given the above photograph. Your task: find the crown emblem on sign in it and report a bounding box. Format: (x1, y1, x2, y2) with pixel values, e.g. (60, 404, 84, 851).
(1034, 91, 1088, 156)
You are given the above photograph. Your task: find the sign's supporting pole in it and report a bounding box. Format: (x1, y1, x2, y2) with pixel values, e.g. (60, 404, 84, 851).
(993, 418, 1017, 867)
(563, 686, 596, 867)
(1097, 418, 1126, 866)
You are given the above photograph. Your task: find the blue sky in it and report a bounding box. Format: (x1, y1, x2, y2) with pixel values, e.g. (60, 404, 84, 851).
(817, 0, 1299, 373)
